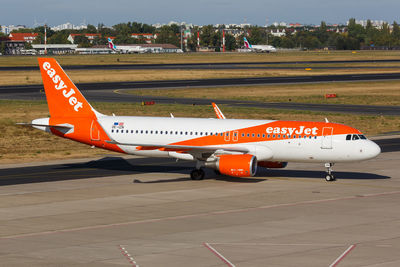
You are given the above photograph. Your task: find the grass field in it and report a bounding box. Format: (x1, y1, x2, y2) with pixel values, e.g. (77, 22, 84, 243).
(1, 50, 400, 67)
(1, 100, 399, 164)
(126, 80, 400, 106)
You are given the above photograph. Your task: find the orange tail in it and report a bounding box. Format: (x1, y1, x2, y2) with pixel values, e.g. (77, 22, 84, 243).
(38, 58, 96, 118)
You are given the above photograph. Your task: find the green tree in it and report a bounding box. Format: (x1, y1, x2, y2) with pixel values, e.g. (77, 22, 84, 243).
(155, 26, 179, 46)
(74, 35, 91, 47)
(224, 33, 237, 51)
(86, 24, 97, 34)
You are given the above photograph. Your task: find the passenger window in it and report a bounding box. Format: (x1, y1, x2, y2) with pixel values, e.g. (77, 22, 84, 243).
(195, 132, 198, 135)
(190, 132, 193, 135)
(352, 135, 359, 140)
(136, 130, 138, 134)
(234, 132, 238, 137)
(140, 130, 143, 134)
(257, 134, 260, 138)
(278, 135, 281, 138)
(111, 129, 114, 133)
(273, 135, 275, 138)
(283, 135, 286, 138)
(145, 130, 148, 134)
(293, 135, 296, 138)
(220, 133, 223, 136)
(180, 131, 183, 135)
(346, 134, 351, 140)
(131, 130, 133, 133)
(116, 130, 119, 133)
(242, 133, 245, 137)
(200, 132, 203, 136)
(262, 134, 265, 138)
(267, 134, 270, 138)
(150, 130, 153, 134)
(185, 132, 188, 135)
(247, 133, 250, 137)
(252, 134, 255, 137)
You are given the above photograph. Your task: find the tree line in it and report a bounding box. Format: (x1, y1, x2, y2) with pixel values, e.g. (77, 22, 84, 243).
(5, 18, 400, 51)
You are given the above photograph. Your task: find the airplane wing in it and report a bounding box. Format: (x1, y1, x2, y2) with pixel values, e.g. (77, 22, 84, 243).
(105, 140, 249, 153)
(212, 102, 226, 119)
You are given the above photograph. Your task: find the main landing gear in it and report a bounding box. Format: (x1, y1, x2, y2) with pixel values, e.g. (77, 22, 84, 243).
(190, 168, 205, 180)
(325, 163, 336, 181)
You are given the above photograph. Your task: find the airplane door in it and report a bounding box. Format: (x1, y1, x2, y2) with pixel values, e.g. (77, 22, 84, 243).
(224, 131, 230, 142)
(321, 127, 333, 149)
(90, 120, 100, 141)
(232, 131, 239, 142)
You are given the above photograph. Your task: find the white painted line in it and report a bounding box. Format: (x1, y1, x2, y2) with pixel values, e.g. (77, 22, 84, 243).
(204, 242, 235, 267)
(329, 244, 356, 267)
(118, 245, 139, 267)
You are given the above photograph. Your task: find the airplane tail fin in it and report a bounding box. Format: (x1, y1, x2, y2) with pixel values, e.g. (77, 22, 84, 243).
(38, 58, 98, 118)
(108, 38, 116, 50)
(243, 37, 251, 48)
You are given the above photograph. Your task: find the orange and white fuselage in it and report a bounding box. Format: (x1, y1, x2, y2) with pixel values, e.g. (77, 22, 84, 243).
(28, 58, 381, 181)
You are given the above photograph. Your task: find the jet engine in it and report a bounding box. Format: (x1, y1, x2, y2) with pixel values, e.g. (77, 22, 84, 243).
(207, 154, 257, 177)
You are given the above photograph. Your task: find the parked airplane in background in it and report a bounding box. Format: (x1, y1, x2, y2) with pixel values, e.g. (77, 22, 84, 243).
(108, 38, 149, 54)
(21, 58, 381, 181)
(244, 37, 277, 53)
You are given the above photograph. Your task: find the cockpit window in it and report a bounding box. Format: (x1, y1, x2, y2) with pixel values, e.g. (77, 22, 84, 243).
(346, 134, 351, 140)
(352, 135, 359, 140)
(359, 135, 367, 140)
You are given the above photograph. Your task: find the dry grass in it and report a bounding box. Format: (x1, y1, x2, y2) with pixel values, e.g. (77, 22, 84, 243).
(2, 50, 400, 67)
(1, 100, 399, 165)
(127, 80, 400, 106)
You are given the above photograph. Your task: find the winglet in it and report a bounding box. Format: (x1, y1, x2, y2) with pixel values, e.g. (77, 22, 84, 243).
(212, 103, 226, 119)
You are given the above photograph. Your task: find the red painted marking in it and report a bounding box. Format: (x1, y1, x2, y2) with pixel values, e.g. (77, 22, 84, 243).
(1, 191, 399, 240)
(329, 244, 356, 267)
(118, 245, 138, 267)
(204, 243, 235, 267)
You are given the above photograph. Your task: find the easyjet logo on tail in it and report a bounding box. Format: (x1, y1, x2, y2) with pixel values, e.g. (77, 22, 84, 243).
(42, 61, 83, 112)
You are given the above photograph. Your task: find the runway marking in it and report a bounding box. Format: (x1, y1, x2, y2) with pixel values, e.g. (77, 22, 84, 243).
(329, 244, 356, 267)
(204, 243, 235, 267)
(1, 190, 400, 240)
(118, 245, 139, 267)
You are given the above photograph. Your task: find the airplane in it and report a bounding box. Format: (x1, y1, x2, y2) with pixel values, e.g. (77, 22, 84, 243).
(243, 37, 277, 53)
(21, 58, 381, 182)
(108, 38, 149, 54)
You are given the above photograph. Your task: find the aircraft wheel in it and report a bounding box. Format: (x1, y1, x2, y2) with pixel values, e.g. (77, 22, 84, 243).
(325, 174, 335, 182)
(191, 169, 205, 180)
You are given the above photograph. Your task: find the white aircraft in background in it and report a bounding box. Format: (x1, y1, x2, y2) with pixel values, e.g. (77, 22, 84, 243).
(22, 58, 381, 181)
(244, 37, 277, 53)
(108, 38, 149, 54)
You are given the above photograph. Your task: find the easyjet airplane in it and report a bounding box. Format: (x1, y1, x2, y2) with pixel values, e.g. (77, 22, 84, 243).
(23, 58, 381, 181)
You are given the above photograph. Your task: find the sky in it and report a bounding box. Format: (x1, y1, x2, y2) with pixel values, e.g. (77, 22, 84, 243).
(1, 0, 400, 27)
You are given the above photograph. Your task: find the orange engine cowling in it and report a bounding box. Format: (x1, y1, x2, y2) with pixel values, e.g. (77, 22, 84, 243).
(216, 154, 257, 177)
(258, 161, 288, 168)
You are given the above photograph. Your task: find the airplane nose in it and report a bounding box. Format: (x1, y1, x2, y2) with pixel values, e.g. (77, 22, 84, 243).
(366, 141, 381, 159)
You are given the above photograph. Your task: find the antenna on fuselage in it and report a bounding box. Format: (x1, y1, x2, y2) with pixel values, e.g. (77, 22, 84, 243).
(325, 118, 329, 123)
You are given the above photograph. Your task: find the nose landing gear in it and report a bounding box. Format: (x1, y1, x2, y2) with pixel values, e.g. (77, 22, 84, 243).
(325, 163, 335, 181)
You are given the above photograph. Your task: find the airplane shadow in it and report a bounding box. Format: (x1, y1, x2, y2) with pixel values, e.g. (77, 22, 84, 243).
(0, 157, 390, 186)
(262, 169, 390, 180)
